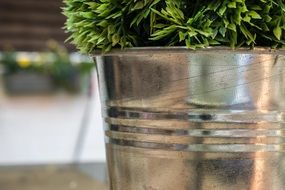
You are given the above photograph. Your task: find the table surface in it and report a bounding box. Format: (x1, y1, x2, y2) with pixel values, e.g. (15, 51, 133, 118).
(0, 164, 108, 190)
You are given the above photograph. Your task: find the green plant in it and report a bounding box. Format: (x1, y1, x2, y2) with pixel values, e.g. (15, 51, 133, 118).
(0, 41, 94, 91)
(63, 0, 285, 52)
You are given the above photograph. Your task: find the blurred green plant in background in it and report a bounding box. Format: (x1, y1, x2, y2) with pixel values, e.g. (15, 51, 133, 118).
(0, 40, 94, 93)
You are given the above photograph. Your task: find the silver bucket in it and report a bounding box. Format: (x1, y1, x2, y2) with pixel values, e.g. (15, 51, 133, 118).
(95, 47, 285, 190)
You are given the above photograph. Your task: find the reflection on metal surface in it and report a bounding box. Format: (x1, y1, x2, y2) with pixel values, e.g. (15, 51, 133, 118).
(95, 48, 285, 190)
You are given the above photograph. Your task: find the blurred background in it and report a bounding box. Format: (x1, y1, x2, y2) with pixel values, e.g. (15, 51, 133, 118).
(0, 0, 107, 189)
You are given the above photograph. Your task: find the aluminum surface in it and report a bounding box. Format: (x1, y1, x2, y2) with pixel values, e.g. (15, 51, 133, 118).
(95, 48, 285, 190)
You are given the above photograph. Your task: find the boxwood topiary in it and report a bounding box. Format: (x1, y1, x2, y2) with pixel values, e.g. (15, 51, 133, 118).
(63, 0, 285, 53)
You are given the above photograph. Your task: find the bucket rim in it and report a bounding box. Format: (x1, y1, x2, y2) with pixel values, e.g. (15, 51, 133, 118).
(92, 46, 285, 56)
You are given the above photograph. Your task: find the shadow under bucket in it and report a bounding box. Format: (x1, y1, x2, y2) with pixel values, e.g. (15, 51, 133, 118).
(95, 47, 285, 190)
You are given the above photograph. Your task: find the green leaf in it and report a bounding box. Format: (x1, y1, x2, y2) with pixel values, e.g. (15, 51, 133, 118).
(228, 2, 236, 8)
(243, 15, 251, 23)
(227, 23, 236, 32)
(179, 31, 185, 42)
(132, 1, 144, 10)
(273, 27, 282, 40)
(219, 27, 226, 37)
(112, 34, 120, 46)
(248, 11, 261, 19)
(218, 5, 227, 16)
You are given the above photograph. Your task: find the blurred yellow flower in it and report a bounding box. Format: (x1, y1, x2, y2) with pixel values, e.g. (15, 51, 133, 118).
(17, 55, 31, 68)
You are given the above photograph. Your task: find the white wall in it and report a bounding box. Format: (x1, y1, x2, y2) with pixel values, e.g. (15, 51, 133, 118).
(0, 72, 106, 165)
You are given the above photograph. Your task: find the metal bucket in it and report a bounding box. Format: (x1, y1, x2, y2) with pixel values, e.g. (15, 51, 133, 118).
(95, 47, 285, 190)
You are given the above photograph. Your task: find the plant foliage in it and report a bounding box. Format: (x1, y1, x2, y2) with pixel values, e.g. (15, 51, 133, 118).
(63, 0, 285, 52)
(0, 41, 94, 91)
